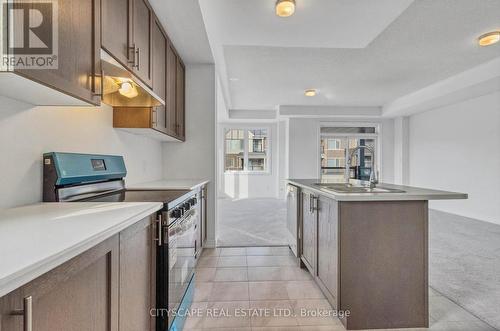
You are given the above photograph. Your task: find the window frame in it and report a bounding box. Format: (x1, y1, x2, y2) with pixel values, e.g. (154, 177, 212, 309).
(223, 127, 271, 174)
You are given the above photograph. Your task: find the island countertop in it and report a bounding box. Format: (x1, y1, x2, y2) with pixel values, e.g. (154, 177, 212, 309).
(287, 179, 468, 201)
(0, 202, 163, 297)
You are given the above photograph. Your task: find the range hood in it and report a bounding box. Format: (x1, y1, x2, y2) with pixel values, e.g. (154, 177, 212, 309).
(100, 49, 165, 107)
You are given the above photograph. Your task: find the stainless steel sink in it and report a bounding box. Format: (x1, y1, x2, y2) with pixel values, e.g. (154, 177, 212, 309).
(314, 183, 406, 194)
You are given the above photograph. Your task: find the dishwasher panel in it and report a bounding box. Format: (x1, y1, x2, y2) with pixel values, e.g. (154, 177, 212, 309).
(286, 184, 300, 257)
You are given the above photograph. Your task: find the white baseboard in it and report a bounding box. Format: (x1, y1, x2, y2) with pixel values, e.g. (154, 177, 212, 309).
(204, 239, 217, 248)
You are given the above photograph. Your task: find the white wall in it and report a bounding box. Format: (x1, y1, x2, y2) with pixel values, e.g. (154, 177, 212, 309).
(0, 98, 163, 209)
(218, 122, 279, 199)
(277, 119, 289, 199)
(393, 116, 409, 185)
(288, 117, 395, 182)
(408, 91, 500, 224)
(162, 64, 217, 246)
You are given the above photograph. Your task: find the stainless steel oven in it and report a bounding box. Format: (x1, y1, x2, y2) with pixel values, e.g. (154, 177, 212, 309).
(167, 208, 196, 316)
(160, 193, 199, 331)
(42, 152, 201, 331)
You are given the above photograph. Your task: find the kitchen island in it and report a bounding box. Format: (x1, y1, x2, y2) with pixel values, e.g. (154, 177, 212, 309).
(287, 179, 467, 330)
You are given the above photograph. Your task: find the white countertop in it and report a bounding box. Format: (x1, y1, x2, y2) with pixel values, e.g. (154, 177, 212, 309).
(0, 202, 163, 297)
(127, 179, 209, 191)
(287, 179, 468, 201)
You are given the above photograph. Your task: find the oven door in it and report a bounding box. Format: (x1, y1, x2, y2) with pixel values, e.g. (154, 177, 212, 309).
(167, 209, 197, 330)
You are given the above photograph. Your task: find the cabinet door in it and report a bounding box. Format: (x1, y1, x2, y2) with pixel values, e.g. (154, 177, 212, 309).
(152, 20, 167, 133)
(0, 236, 119, 331)
(317, 195, 338, 302)
(195, 193, 202, 259)
(119, 216, 156, 331)
(131, 0, 153, 86)
(102, 0, 130, 67)
(175, 59, 186, 140)
(15, 0, 100, 105)
(202, 185, 207, 244)
(166, 43, 177, 136)
(301, 191, 316, 272)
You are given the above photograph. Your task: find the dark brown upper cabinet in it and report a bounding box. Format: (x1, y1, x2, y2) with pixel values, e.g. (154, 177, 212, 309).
(131, 0, 153, 86)
(101, 0, 153, 87)
(152, 19, 167, 134)
(112, 18, 186, 142)
(2, 0, 101, 106)
(176, 58, 186, 141)
(166, 42, 178, 137)
(101, 0, 130, 68)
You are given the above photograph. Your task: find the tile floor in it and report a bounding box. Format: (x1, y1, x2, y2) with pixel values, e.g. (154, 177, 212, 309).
(217, 199, 500, 329)
(187, 246, 497, 331)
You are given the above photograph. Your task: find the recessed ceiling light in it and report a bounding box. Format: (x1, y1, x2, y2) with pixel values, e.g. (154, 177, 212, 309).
(304, 89, 317, 97)
(276, 0, 295, 17)
(478, 31, 500, 47)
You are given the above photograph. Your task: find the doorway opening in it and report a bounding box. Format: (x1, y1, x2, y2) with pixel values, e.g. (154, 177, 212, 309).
(216, 125, 287, 247)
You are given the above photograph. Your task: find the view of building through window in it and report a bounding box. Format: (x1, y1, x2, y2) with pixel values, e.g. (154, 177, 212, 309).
(224, 129, 245, 171)
(248, 129, 268, 171)
(224, 128, 268, 172)
(321, 136, 376, 182)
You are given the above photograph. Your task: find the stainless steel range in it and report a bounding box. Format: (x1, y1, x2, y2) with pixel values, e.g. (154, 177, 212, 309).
(43, 152, 201, 331)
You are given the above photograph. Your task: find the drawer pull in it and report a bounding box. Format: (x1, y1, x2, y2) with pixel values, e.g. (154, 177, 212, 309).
(155, 215, 163, 247)
(11, 296, 33, 331)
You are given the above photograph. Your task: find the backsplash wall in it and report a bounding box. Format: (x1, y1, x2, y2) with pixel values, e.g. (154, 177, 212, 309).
(0, 98, 163, 209)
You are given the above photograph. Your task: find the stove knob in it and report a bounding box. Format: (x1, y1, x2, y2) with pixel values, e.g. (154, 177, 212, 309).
(190, 197, 197, 206)
(171, 209, 182, 218)
(183, 202, 191, 211)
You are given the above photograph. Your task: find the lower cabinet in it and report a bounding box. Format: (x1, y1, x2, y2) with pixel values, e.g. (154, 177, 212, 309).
(316, 195, 339, 307)
(0, 236, 119, 331)
(0, 215, 157, 331)
(119, 216, 156, 331)
(301, 190, 317, 273)
(201, 185, 208, 246)
(300, 192, 339, 309)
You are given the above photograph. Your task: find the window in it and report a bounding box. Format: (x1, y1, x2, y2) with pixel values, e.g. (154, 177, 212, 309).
(225, 129, 244, 171)
(327, 139, 342, 150)
(224, 128, 269, 172)
(320, 125, 378, 182)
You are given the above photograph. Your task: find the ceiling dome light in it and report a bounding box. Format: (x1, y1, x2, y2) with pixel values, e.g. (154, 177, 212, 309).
(304, 89, 317, 97)
(478, 31, 500, 47)
(276, 0, 295, 17)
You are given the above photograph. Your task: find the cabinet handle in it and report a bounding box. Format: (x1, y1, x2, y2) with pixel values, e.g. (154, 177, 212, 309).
(128, 44, 137, 67)
(135, 47, 140, 70)
(11, 296, 33, 331)
(93, 67, 104, 97)
(152, 109, 157, 127)
(309, 195, 318, 214)
(155, 215, 163, 246)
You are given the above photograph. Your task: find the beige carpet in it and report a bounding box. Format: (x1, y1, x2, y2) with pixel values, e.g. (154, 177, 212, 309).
(429, 209, 500, 330)
(217, 198, 287, 247)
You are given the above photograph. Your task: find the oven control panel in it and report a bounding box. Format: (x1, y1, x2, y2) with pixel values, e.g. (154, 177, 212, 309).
(168, 194, 200, 224)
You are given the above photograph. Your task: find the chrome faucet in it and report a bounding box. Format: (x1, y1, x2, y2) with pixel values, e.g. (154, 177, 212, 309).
(347, 145, 378, 189)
